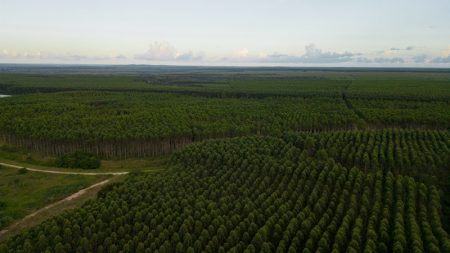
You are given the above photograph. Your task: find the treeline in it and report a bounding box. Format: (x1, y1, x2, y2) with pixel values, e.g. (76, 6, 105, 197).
(0, 92, 357, 158)
(2, 136, 449, 252)
(2, 72, 450, 101)
(347, 79, 450, 101)
(0, 73, 347, 98)
(0, 135, 193, 159)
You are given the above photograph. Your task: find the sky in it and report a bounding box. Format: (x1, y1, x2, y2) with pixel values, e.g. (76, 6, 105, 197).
(1, 0, 450, 67)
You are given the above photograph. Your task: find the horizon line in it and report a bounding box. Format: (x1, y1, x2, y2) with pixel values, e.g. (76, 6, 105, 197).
(1, 62, 450, 71)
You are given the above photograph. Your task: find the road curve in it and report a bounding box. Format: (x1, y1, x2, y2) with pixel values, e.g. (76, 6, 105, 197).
(0, 162, 129, 175)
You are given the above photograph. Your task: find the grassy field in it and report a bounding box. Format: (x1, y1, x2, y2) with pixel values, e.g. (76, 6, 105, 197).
(0, 165, 107, 230)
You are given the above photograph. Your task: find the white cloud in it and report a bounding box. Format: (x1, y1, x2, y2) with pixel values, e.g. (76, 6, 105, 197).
(235, 48, 249, 58)
(389, 46, 414, 51)
(372, 57, 405, 64)
(218, 44, 438, 65)
(134, 41, 177, 61)
(2, 43, 449, 66)
(175, 51, 203, 61)
(0, 49, 125, 63)
(430, 46, 450, 63)
(298, 44, 356, 63)
(355, 57, 406, 64)
(135, 41, 203, 62)
(384, 46, 415, 56)
(431, 55, 450, 63)
(224, 44, 357, 64)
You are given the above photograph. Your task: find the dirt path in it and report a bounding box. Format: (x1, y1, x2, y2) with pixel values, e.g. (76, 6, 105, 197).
(0, 161, 131, 239)
(0, 161, 164, 239)
(0, 179, 112, 238)
(0, 162, 129, 175)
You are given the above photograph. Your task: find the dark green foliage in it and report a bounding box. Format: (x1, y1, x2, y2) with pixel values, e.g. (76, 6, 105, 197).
(2, 136, 449, 252)
(1, 69, 449, 159)
(1, 68, 450, 252)
(285, 129, 450, 181)
(0, 92, 357, 158)
(285, 129, 450, 231)
(17, 167, 28, 174)
(55, 151, 100, 169)
(350, 99, 450, 129)
(0, 215, 13, 230)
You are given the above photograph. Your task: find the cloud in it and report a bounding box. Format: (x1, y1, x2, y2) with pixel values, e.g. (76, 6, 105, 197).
(389, 46, 415, 51)
(431, 55, 450, 63)
(0, 50, 43, 59)
(372, 57, 405, 64)
(430, 46, 450, 63)
(0, 49, 125, 62)
(355, 57, 373, 63)
(412, 55, 427, 63)
(354, 57, 405, 64)
(236, 48, 249, 58)
(299, 44, 357, 63)
(175, 51, 203, 61)
(115, 54, 127, 60)
(220, 44, 431, 65)
(2, 43, 448, 66)
(1, 50, 11, 58)
(135, 41, 203, 62)
(134, 41, 177, 61)
(384, 46, 415, 56)
(235, 44, 358, 64)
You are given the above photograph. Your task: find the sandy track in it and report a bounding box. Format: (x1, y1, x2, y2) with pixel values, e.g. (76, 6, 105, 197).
(0, 179, 112, 238)
(0, 162, 129, 175)
(0, 161, 130, 239)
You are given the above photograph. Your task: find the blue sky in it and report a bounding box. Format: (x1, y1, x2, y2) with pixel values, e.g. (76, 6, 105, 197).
(1, 0, 450, 66)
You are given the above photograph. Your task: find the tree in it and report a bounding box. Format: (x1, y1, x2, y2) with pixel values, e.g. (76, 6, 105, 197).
(56, 151, 101, 169)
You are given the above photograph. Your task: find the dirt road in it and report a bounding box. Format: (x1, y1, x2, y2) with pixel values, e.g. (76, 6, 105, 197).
(0, 179, 112, 238)
(0, 162, 129, 175)
(0, 161, 131, 239)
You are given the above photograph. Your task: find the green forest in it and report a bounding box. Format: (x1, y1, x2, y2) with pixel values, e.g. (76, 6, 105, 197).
(0, 67, 449, 252)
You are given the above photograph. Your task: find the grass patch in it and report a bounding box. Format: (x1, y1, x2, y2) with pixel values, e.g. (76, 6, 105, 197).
(0, 165, 107, 230)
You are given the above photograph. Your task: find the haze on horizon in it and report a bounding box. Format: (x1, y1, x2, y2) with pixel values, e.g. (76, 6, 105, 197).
(1, 0, 450, 67)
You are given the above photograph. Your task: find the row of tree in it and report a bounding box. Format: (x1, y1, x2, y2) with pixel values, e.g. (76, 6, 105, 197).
(2, 136, 449, 252)
(351, 99, 450, 129)
(285, 129, 450, 181)
(284, 129, 450, 232)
